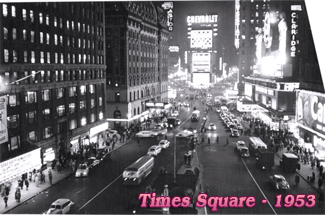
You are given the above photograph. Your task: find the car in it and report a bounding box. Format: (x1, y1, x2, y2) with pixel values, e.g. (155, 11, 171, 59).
(176, 130, 194, 138)
(231, 129, 240, 137)
(208, 123, 217, 131)
(239, 146, 250, 157)
(183, 101, 190, 107)
(147, 145, 162, 156)
(269, 175, 290, 190)
(136, 130, 156, 138)
(152, 124, 167, 136)
(171, 111, 179, 117)
(44, 198, 74, 214)
(236, 141, 246, 150)
(158, 139, 170, 149)
(87, 157, 100, 168)
(96, 146, 111, 161)
(75, 164, 90, 178)
(236, 123, 243, 130)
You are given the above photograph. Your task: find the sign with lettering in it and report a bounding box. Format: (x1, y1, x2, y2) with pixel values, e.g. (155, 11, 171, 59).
(296, 90, 325, 135)
(290, 5, 302, 57)
(0, 96, 8, 144)
(0, 148, 41, 184)
(162, 2, 173, 31)
(187, 15, 218, 24)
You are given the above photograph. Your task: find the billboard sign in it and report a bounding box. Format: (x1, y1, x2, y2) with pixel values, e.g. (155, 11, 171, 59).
(192, 53, 210, 72)
(296, 90, 325, 136)
(187, 15, 218, 24)
(162, 2, 173, 31)
(0, 96, 8, 144)
(190, 30, 212, 49)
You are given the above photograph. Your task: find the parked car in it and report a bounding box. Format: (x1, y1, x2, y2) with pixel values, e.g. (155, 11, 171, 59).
(207, 123, 217, 131)
(152, 124, 167, 136)
(147, 145, 162, 156)
(75, 164, 90, 178)
(44, 198, 74, 214)
(96, 146, 111, 161)
(158, 139, 170, 149)
(231, 129, 240, 137)
(269, 174, 290, 190)
(171, 111, 179, 117)
(87, 157, 100, 168)
(176, 130, 193, 138)
(136, 130, 156, 138)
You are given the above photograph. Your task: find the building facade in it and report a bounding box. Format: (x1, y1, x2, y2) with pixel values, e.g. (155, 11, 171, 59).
(104, 2, 169, 130)
(0, 2, 106, 183)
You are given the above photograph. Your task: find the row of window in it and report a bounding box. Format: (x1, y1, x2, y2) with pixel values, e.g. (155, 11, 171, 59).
(1, 71, 104, 86)
(2, 4, 104, 36)
(7, 89, 102, 107)
(3, 27, 101, 51)
(3, 48, 104, 64)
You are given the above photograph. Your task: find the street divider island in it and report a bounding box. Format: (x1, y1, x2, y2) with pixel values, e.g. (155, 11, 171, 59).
(138, 193, 317, 212)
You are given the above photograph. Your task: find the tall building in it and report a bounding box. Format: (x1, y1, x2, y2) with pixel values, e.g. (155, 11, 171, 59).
(186, 14, 219, 89)
(104, 2, 169, 130)
(0, 2, 106, 184)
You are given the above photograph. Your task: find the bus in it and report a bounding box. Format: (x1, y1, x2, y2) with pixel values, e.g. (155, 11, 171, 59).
(248, 137, 267, 156)
(123, 155, 154, 185)
(191, 110, 200, 122)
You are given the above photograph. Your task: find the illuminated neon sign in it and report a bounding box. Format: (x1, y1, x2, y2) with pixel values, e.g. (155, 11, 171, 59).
(187, 15, 218, 24)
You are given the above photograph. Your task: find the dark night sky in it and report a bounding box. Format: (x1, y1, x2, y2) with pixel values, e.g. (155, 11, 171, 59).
(167, 0, 237, 65)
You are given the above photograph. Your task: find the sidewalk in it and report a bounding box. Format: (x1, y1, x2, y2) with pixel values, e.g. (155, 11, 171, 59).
(0, 135, 134, 214)
(238, 116, 324, 194)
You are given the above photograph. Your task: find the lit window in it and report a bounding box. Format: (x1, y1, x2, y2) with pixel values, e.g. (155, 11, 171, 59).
(27, 111, 36, 124)
(31, 31, 35, 43)
(39, 12, 43, 24)
(44, 127, 53, 139)
(60, 35, 63, 46)
(91, 99, 95, 108)
(89, 85, 95, 94)
(46, 33, 50, 44)
(69, 103, 75, 114)
(3, 27, 8, 39)
(40, 32, 43, 43)
(69, 119, 77, 130)
(81, 117, 87, 126)
(13, 50, 17, 63)
(28, 131, 36, 142)
(80, 101, 86, 110)
(54, 16, 57, 27)
(40, 51, 44, 63)
(91, 114, 95, 123)
(4, 49, 9, 63)
(80, 85, 86, 95)
(22, 9, 27, 20)
(69, 87, 76, 97)
(54, 34, 58, 45)
(9, 94, 19, 107)
(47, 52, 50, 63)
(12, 28, 17, 40)
(31, 51, 35, 63)
(46, 14, 49, 25)
(42, 89, 51, 101)
(11, 6, 16, 17)
(66, 20, 69, 29)
(57, 88, 64, 98)
(23, 29, 26, 40)
(60, 53, 64, 64)
(2, 4, 8, 17)
(57, 105, 65, 116)
(30, 10, 34, 22)
(24, 51, 28, 62)
(99, 112, 103, 120)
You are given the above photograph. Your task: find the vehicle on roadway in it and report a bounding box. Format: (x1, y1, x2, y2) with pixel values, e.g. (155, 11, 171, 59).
(176, 129, 194, 138)
(171, 111, 179, 117)
(230, 128, 240, 137)
(96, 146, 111, 161)
(236, 141, 246, 151)
(123, 155, 154, 185)
(136, 130, 156, 138)
(249, 137, 267, 156)
(75, 164, 90, 178)
(44, 198, 74, 214)
(158, 139, 170, 149)
(239, 147, 250, 158)
(207, 123, 217, 131)
(191, 110, 200, 122)
(87, 157, 100, 168)
(151, 124, 167, 136)
(269, 174, 290, 190)
(147, 145, 162, 156)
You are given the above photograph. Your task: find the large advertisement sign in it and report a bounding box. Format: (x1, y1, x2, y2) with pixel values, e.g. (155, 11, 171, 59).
(192, 52, 210, 72)
(254, 4, 302, 78)
(296, 91, 325, 135)
(0, 96, 8, 144)
(0, 148, 41, 184)
(161, 2, 173, 32)
(192, 72, 210, 87)
(190, 30, 212, 49)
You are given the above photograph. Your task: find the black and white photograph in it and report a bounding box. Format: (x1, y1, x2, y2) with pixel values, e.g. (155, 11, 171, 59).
(0, 0, 324, 214)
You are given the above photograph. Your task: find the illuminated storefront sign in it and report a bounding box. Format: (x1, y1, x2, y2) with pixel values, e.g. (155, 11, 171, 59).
(297, 90, 325, 135)
(256, 86, 275, 96)
(0, 96, 8, 144)
(187, 15, 218, 24)
(0, 148, 41, 184)
(290, 5, 302, 57)
(89, 122, 109, 137)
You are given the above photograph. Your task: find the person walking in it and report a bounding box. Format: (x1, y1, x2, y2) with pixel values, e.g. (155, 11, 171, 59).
(137, 138, 140, 146)
(48, 170, 53, 185)
(25, 179, 29, 190)
(216, 135, 219, 144)
(4, 195, 8, 208)
(295, 174, 300, 186)
(318, 178, 323, 189)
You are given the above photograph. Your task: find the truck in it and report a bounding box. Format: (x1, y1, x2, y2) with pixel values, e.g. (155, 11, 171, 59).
(280, 153, 299, 172)
(167, 116, 177, 130)
(255, 148, 274, 170)
(191, 110, 200, 122)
